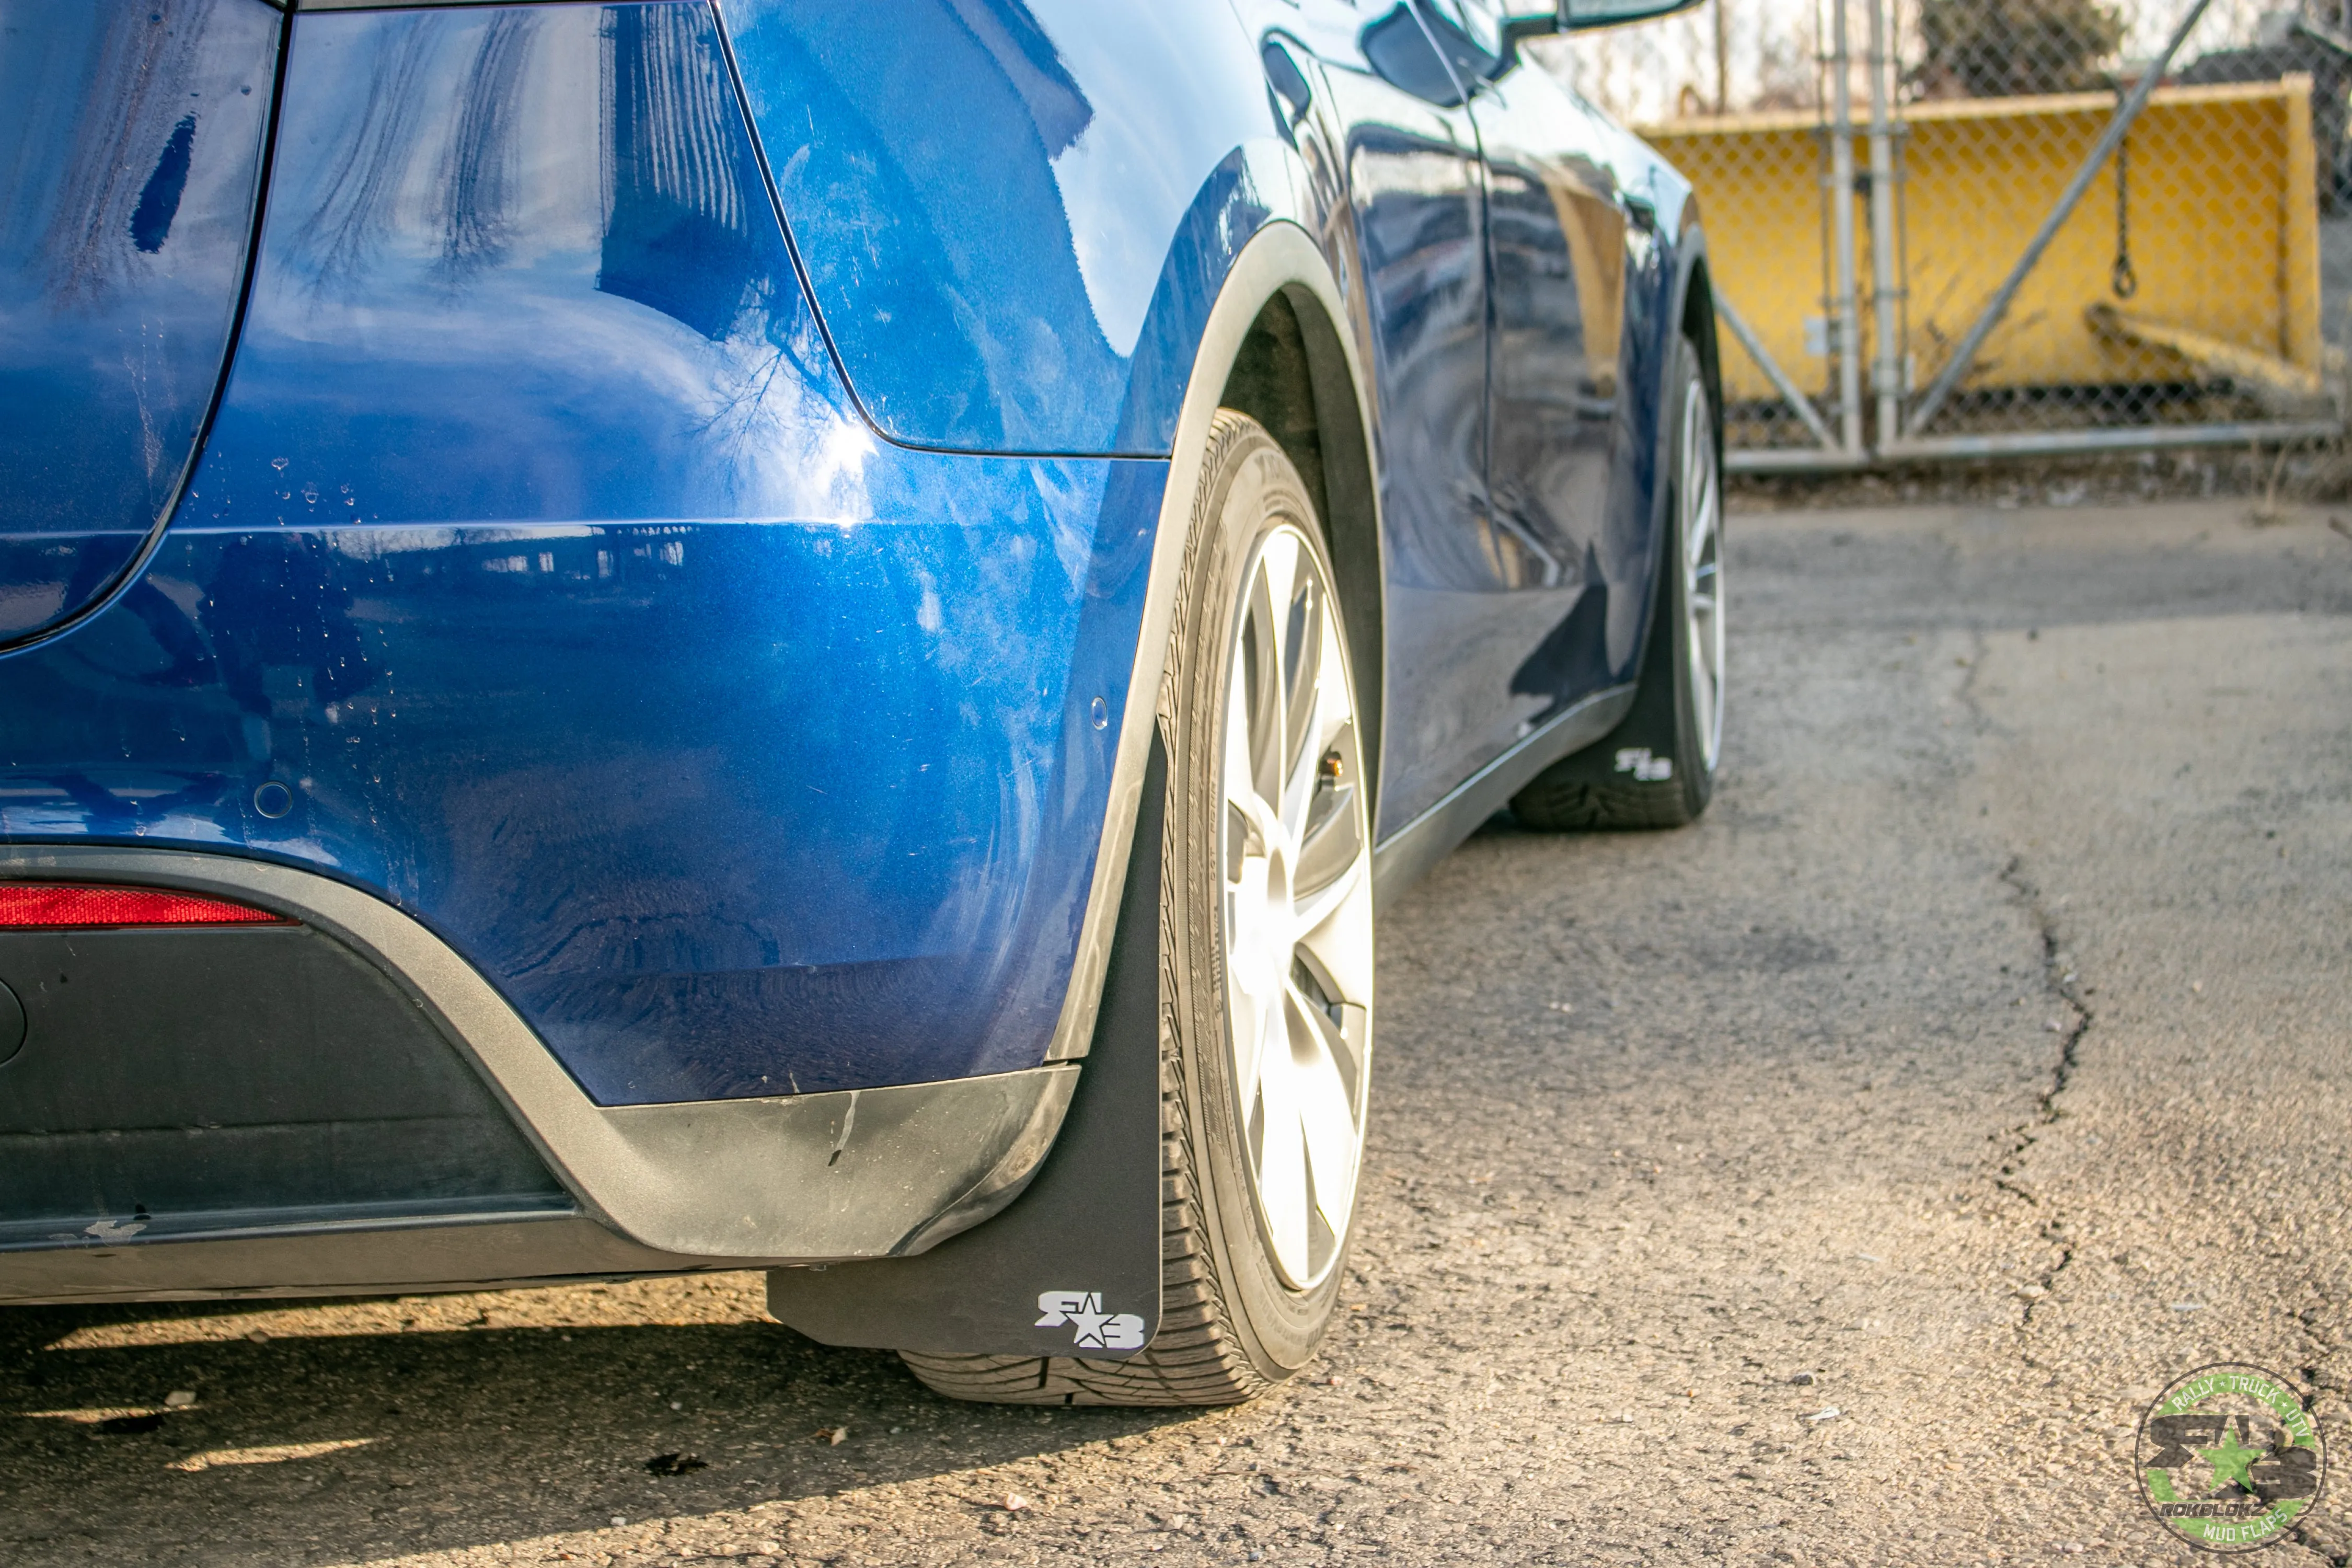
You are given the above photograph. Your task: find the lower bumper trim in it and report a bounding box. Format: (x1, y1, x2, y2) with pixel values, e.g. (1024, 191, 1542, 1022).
(0, 847, 1084, 1267)
(0, 1211, 764, 1307)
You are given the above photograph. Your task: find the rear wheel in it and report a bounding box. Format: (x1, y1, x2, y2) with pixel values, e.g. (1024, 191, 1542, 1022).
(1512, 333, 1723, 832)
(902, 411, 1374, 1405)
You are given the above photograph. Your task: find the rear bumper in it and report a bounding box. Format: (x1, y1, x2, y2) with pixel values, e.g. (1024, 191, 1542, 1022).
(0, 846, 1078, 1305)
(0, 2, 1180, 1302)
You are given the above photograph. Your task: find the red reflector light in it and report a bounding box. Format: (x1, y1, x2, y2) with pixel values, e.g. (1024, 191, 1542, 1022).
(0, 884, 292, 929)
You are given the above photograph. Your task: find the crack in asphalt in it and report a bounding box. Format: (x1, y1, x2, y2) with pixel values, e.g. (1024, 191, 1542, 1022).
(1953, 625, 2091, 1340)
(1945, 581, 2349, 1561)
(2295, 1333, 2348, 1563)
(1991, 854, 2091, 1340)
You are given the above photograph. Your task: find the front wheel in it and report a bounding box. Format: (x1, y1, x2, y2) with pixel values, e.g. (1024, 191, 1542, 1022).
(902, 411, 1375, 1405)
(1512, 332, 1724, 832)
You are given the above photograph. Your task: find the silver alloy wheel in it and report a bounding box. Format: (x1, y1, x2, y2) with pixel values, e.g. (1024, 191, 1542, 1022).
(1219, 522, 1374, 1292)
(1681, 375, 1726, 773)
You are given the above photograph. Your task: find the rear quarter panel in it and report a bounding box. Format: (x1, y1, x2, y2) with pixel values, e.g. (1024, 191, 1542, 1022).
(718, 0, 1302, 456)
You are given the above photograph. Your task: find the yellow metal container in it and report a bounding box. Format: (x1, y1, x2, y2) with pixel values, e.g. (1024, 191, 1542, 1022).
(1642, 79, 2323, 410)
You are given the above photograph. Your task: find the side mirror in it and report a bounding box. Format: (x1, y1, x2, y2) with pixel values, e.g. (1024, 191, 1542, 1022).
(1361, 3, 1472, 106)
(1490, 1, 1702, 73)
(1558, 0, 1709, 30)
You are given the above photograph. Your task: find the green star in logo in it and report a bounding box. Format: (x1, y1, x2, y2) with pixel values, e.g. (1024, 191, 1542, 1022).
(2198, 1424, 2266, 1494)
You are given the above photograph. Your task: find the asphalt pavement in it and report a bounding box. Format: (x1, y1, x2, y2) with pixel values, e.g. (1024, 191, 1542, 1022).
(4, 496, 2349, 1567)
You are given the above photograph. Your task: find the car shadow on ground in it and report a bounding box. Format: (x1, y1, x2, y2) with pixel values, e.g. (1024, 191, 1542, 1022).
(2, 1288, 1222, 1560)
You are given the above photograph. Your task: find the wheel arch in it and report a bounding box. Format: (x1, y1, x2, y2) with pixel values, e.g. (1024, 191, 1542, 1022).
(1677, 244, 1726, 477)
(1213, 283, 1386, 824)
(1042, 220, 1385, 1067)
(1622, 222, 1723, 696)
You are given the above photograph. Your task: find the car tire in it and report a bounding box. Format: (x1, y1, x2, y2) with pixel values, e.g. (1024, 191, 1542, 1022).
(1511, 332, 1724, 833)
(901, 410, 1376, 1406)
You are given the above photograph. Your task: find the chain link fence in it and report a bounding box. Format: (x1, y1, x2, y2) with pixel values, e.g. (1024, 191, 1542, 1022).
(1555, 1, 2349, 469)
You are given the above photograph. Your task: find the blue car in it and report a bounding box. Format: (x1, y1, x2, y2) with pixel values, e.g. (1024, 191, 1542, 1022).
(0, 0, 1720, 1406)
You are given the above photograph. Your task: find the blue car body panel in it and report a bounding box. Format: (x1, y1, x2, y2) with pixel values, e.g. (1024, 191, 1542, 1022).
(0, 0, 1705, 1127)
(1471, 54, 1672, 748)
(1305, 18, 1499, 834)
(719, 0, 1276, 456)
(0, 2, 1159, 1105)
(0, 0, 279, 645)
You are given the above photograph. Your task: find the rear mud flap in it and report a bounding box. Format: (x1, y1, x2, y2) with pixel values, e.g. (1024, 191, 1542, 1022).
(765, 742, 1165, 1359)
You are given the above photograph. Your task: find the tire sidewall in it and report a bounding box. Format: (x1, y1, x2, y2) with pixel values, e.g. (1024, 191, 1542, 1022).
(1663, 334, 1719, 821)
(1160, 414, 1365, 1378)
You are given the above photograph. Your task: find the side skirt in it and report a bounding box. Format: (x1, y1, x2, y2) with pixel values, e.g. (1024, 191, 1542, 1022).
(1370, 683, 1638, 907)
(0, 1213, 742, 1307)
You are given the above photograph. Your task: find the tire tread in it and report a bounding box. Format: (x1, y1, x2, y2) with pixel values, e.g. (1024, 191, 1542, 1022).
(1509, 773, 1696, 833)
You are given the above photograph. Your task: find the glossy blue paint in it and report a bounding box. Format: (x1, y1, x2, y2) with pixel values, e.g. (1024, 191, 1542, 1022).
(195, 2, 856, 533)
(1255, 0, 1511, 837)
(1458, 1, 1667, 750)
(0, 2, 1164, 1105)
(1275, 0, 1691, 833)
(0, 0, 1716, 1120)
(0, 0, 279, 645)
(717, 0, 1273, 455)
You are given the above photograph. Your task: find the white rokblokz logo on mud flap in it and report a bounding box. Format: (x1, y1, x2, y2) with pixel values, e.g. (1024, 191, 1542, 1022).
(1034, 1290, 1146, 1351)
(1615, 747, 1673, 782)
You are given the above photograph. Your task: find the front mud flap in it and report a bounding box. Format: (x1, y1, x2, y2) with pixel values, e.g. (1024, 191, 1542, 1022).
(764, 745, 1165, 1359)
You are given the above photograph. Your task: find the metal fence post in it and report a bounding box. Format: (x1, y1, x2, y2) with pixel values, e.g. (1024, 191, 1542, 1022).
(1826, 0, 1864, 456)
(1863, 0, 1903, 448)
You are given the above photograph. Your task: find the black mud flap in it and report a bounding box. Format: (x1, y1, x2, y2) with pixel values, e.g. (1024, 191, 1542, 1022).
(765, 741, 1165, 1359)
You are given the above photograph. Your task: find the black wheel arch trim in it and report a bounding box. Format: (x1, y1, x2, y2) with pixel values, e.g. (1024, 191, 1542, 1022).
(1625, 217, 1724, 700)
(1041, 220, 1383, 1060)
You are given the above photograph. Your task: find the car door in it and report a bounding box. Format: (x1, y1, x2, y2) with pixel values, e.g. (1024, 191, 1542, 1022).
(1455, 0, 1654, 731)
(1266, 1, 1495, 841)
(1423, 4, 1661, 751)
